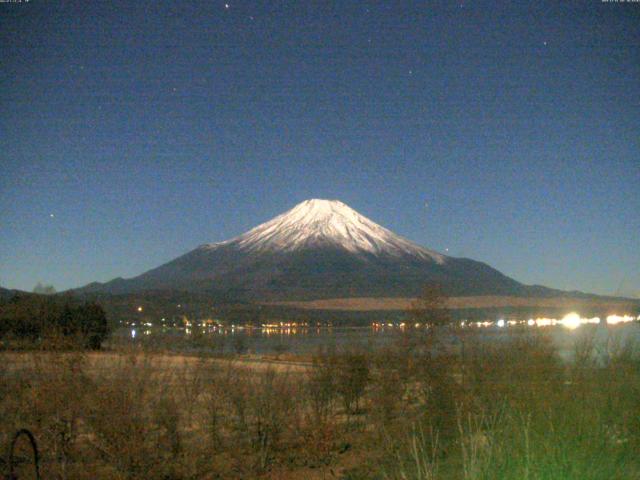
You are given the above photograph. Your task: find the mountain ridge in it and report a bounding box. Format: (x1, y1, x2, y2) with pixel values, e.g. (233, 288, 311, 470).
(72, 199, 596, 301)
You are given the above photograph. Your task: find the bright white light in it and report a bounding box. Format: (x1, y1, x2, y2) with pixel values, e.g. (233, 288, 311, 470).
(561, 312, 581, 330)
(527, 319, 535, 326)
(607, 315, 635, 325)
(535, 318, 555, 327)
(496, 319, 505, 328)
(137, 306, 143, 312)
(131, 329, 136, 339)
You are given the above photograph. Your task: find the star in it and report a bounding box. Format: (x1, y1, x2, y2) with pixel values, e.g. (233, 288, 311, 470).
(224, 3, 229, 9)
(543, 41, 548, 46)
(49, 213, 55, 218)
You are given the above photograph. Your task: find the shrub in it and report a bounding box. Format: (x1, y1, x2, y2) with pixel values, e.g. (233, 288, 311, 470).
(307, 348, 338, 423)
(335, 350, 370, 415)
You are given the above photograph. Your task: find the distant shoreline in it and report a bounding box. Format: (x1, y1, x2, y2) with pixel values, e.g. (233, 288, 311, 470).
(266, 295, 639, 312)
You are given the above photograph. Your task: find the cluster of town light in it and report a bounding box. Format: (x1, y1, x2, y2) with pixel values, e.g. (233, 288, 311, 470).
(130, 303, 637, 340)
(372, 314, 639, 331)
(128, 315, 331, 338)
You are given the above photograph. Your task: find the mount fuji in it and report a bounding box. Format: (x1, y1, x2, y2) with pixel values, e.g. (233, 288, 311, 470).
(77, 199, 549, 300)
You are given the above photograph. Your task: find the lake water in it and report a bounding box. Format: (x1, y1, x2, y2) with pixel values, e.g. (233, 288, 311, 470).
(112, 318, 640, 362)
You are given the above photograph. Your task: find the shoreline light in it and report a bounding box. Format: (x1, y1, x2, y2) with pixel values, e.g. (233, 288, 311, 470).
(561, 312, 581, 330)
(607, 314, 635, 325)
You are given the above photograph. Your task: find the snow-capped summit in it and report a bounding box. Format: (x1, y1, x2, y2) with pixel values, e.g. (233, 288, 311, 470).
(77, 198, 531, 300)
(207, 199, 445, 262)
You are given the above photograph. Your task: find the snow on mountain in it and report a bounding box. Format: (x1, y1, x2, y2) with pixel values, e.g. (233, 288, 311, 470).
(74, 198, 543, 299)
(203, 199, 446, 263)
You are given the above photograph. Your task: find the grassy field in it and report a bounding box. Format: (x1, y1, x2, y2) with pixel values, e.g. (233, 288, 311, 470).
(266, 295, 639, 312)
(2, 326, 640, 479)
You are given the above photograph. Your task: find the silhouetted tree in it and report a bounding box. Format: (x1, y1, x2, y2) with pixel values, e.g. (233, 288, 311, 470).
(407, 283, 451, 329)
(0, 295, 109, 349)
(33, 282, 57, 295)
(403, 283, 452, 354)
(336, 351, 370, 414)
(78, 302, 109, 349)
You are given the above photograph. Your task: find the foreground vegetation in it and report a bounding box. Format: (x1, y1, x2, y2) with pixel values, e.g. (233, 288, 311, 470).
(0, 294, 109, 350)
(1, 324, 640, 479)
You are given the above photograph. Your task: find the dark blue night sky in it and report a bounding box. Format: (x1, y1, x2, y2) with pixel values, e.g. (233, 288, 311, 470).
(1, 1, 638, 296)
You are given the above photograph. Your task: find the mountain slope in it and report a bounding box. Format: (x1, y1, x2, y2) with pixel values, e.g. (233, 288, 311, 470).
(211, 199, 445, 261)
(76, 199, 550, 300)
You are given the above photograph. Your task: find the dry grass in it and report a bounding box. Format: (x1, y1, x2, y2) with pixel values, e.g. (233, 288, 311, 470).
(265, 295, 638, 312)
(2, 328, 640, 479)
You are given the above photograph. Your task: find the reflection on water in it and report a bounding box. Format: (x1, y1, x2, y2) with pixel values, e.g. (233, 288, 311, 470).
(113, 314, 640, 359)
